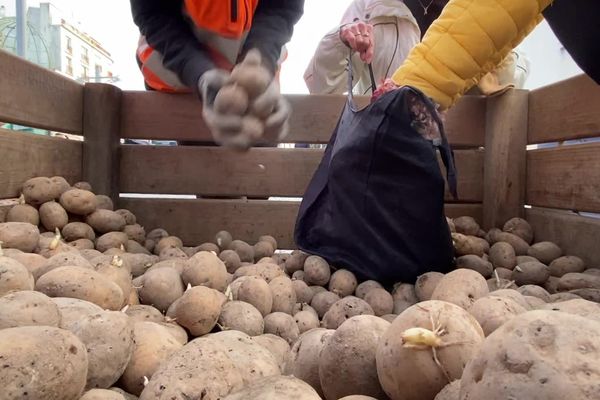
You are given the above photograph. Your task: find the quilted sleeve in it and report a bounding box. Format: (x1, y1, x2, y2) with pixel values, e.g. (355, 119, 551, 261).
(391, 0, 553, 109)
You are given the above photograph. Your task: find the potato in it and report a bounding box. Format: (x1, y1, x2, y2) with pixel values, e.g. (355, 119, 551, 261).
(269, 275, 296, 314)
(415, 271, 444, 301)
(494, 267, 513, 280)
(539, 298, 600, 321)
(319, 315, 390, 400)
(292, 279, 314, 304)
(392, 283, 417, 303)
(37, 201, 68, 231)
(6, 202, 39, 225)
(146, 228, 168, 244)
(69, 311, 134, 389)
(468, 296, 526, 336)
(252, 333, 291, 373)
(258, 235, 277, 250)
(328, 269, 357, 297)
(96, 231, 129, 252)
(294, 310, 320, 333)
(311, 290, 341, 318)
(490, 231, 530, 255)
(488, 242, 517, 270)
(153, 236, 183, 255)
(364, 288, 394, 316)
(488, 288, 530, 309)
(125, 239, 150, 255)
(60, 188, 97, 215)
(36, 266, 124, 310)
(253, 240, 274, 261)
(284, 328, 335, 396)
(236, 276, 273, 316)
(487, 276, 517, 292)
(456, 255, 493, 278)
(304, 255, 331, 286)
(453, 216, 480, 236)
(517, 284, 551, 302)
(0, 326, 88, 400)
(21, 176, 56, 205)
(195, 242, 220, 254)
(446, 217, 456, 233)
(512, 261, 550, 286)
(263, 312, 300, 344)
(503, 217, 534, 244)
(124, 253, 156, 277)
(69, 238, 95, 250)
(214, 230, 233, 250)
(50, 176, 71, 197)
(52, 297, 103, 329)
(80, 389, 126, 400)
(452, 233, 489, 256)
(460, 310, 600, 400)
(234, 262, 285, 283)
(0, 252, 34, 298)
(62, 222, 96, 241)
(548, 255, 585, 277)
(139, 267, 184, 312)
(214, 83, 249, 115)
(158, 321, 188, 345)
(119, 321, 184, 395)
(74, 181, 93, 191)
(218, 300, 264, 336)
(355, 280, 384, 299)
(123, 224, 145, 244)
(322, 296, 374, 329)
(544, 276, 561, 294)
(434, 380, 460, 400)
(94, 257, 133, 307)
(292, 270, 305, 281)
(284, 250, 309, 274)
(124, 304, 164, 323)
(517, 255, 538, 264)
(376, 300, 484, 400)
(84, 209, 125, 234)
(0, 221, 40, 252)
(293, 302, 319, 317)
(584, 268, 600, 276)
(528, 241, 562, 265)
(158, 246, 188, 261)
(558, 272, 600, 291)
(219, 249, 242, 274)
(35, 251, 93, 280)
(111, 208, 134, 225)
(95, 195, 114, 211)
(570, 288, 600, 303)
(222, 375, 322, 400)
(229, 239, 255, 263)
(0, 290, 61, 329)
(182, 251, 228, 292)
(5, 251, 46, 277)
(431, 269, 489, 310)
(175, 286, 224, 336)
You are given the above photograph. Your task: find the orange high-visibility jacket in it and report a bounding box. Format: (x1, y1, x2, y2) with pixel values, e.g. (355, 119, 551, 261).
(131, 0, 304, 92)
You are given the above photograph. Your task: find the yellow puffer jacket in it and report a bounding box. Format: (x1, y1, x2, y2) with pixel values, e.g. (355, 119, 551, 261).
(392, 0, 554, 109)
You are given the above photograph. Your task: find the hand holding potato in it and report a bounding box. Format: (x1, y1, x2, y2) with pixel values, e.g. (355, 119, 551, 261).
(199, 49, 290, 150)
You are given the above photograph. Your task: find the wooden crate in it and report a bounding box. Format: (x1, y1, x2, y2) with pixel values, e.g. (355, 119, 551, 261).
(1, 49, 599, 263)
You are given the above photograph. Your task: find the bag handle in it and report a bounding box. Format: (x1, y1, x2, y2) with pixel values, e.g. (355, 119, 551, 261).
(346, 50, 377, 105)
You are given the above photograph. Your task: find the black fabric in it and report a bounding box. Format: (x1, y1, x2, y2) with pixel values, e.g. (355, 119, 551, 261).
(543, 0, 600, 84)
(295, 61, 456, 285)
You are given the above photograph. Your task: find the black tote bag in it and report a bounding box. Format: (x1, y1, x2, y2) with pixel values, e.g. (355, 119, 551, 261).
(294, 60, 458, 285)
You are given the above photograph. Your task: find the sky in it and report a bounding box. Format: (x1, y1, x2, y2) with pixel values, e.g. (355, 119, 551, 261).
(0, 0, 582, 92)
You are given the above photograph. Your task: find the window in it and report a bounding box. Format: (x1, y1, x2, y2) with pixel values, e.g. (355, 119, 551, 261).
(66, 36, 72, 54)
(66, 57, 73, 76)
(82, 66, 88, 79)
(81, 47, 89, 64)
(94, 65, 102, 82)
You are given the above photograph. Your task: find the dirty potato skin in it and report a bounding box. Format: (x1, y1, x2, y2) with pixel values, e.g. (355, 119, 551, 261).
(0, 325, 88, 400)
(460, 311, 600, 400)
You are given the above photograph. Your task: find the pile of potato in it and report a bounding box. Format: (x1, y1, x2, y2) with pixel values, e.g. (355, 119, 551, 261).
(0, 176, 599, 400)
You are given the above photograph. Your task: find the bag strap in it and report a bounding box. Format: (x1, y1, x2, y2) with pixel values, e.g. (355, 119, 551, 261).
(346, 50, 377, 105)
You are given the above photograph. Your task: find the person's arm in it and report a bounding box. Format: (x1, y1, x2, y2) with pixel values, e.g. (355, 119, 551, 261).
(130, 0, 215, 89)
(390, 0, 553, 109)
(241, 0, 305, 74)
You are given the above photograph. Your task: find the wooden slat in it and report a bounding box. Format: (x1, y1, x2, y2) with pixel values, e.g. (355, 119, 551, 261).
(82, 83, 122, 201)
(120, 91, 485, 146)
(0, 50, 83, 133)
(0, 128, 82, 198)
(528, 74, 600, 144)
(483, 90, 528, 229)
(527, 143, 600, 212)
(526, 207, 600, 267)
(120, 146, 484, 201)
(120, 198, 482, 249)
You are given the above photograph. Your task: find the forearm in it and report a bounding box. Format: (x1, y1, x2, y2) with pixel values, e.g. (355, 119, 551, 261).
(130, 0, 214, 88)
(391, 0, 552, 109)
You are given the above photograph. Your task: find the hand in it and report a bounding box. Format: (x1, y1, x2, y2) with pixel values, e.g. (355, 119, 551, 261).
(372, 78, 399, 101)
(198, 69, 248, 148)
(340, 21, 374, 63)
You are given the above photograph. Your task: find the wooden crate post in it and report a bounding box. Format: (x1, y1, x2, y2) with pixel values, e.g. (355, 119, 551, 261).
(482, 90, 529, 230)
(82, 83, 122, 203)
